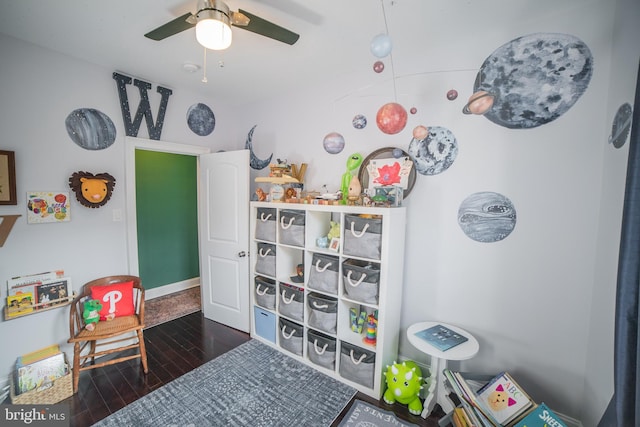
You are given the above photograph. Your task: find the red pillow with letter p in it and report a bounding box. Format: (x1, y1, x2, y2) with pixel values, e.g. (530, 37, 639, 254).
(91, 281, 135, 320)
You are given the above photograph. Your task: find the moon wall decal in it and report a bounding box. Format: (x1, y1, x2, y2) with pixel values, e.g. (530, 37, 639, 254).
(245, 125, 273, 170)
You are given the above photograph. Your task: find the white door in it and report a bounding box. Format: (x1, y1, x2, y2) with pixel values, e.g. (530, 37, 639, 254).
(198, 150, 250, 332)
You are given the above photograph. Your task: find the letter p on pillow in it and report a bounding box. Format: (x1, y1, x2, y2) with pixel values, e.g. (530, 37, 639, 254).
(91, 281, 135, 320)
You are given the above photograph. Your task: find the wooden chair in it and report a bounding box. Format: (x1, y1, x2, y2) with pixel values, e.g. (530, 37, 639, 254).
(68, 275, 148, 392)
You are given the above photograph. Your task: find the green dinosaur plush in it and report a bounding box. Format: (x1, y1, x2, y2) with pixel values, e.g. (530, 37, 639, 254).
(327, 221, 341, 241)
(383, 361, 424, 415)
(83, 299, 102, 331)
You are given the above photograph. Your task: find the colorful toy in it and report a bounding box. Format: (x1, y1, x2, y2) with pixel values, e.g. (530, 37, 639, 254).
(362, 312, 378, 345)
(340, 153, 363, 204)
(383, 361, 424, 415)
(83, 299, 103, 331)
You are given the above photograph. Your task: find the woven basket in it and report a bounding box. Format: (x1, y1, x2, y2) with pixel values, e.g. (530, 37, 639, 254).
(10, 370, 73, 404)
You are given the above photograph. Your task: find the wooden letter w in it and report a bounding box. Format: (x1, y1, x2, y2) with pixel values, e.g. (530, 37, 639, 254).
(113, 72, 173, 140)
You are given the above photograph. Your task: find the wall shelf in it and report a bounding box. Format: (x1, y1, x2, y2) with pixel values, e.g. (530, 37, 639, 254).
(4, 294, 76, 321)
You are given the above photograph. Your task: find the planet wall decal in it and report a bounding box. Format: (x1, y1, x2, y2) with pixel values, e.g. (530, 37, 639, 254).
(609, 102, 633, 149)
(65, 108, 116, 150)
(376, 102, 408, 135)
(473, 32, 593, 129)
(323, 132, 346, 154)
(458, 192, 517, 243)
(187, 103, 215, 136)
(408, 126, 458, 175)
(352, 115, 367, 129)
(373, 61, 385, 73)
(245, 125, 273, 170)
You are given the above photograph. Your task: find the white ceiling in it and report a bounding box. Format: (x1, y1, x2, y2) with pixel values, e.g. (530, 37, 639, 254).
(0, 0, 399, 107)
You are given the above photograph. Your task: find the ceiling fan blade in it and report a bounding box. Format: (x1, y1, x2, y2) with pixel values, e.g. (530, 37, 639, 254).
(236, 9, 299, 45)
(145, 12, 196, 41)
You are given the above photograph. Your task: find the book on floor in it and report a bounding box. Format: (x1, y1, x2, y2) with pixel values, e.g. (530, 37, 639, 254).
(476, 372, 535, 425)
(512, 402, 566, 427)
(413, 323, 469, 351)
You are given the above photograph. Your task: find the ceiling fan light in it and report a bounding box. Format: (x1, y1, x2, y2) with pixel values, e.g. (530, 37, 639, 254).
(196, 12, 232, 50)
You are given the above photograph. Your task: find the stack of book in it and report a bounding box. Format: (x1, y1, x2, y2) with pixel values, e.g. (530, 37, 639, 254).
(444, 370, 565, 427)
(14, 345, 69, 395)
(6, 270, 72, 317)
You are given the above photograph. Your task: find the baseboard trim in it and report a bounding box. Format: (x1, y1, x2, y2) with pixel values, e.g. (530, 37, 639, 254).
(145, 278, 200, 300)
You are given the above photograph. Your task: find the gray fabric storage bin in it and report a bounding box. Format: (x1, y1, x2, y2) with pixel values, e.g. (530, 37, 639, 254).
(307, 329, 336, 370)
(342, 259, 381, 304)
(308, 253, 339, 294)
(278, 284, 304, 321)
(307, 293, 338, 334)
(255, 242, 276, 277)
(339, 342, 375, 388)
(343, 214, 383, 260)
(255, 207, 276, 242)
(279, 318, 303, 356)
(254, 276, 276, 310)
(279, 209, 305, 247)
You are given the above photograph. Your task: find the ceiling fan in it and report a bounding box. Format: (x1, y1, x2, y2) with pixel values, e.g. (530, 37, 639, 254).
(145, 0, 300, 50)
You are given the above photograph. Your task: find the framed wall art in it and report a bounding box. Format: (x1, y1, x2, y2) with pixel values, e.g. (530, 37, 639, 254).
(0, 150, 17, 205)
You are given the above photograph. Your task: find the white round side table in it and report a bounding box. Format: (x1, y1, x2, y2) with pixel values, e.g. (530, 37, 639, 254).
(407, 321, 479, 418)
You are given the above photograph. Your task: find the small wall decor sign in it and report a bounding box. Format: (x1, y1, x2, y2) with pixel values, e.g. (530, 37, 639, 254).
(26, 192, 70, 224)
(0, 150, 17, 205)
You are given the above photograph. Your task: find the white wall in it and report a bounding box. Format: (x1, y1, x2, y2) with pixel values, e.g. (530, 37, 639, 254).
(0, 34, 242, 386)
(240, 1, 638, 424)
(1, 0, 638, 424)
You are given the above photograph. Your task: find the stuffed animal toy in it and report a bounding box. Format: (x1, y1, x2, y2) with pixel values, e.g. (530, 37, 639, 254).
(383, 361, 424, 415)
(327, 221, 341, 241)
(83, 299, 103, 331)
(340, 153, 363, 204)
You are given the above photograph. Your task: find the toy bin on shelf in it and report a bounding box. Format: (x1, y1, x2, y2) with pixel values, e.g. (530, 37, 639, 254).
(307, 253, 339, 294)
(254, 307, 276, 344)
(343, 214, 383, 260)
(279, 318, 304, 356)
(255, 242, 276, 277)
(254, 276, 276, 310)
(307, 292, 338, 334)
(279, 209, 305, 247)
(307, 329, 337, 370)
(255, 207, 277, 242)
(339, 342, 376, 388)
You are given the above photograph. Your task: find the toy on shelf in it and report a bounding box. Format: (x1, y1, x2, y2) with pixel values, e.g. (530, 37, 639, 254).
(82, 299, 102, 331)
(255, 188, 267, 202)
(383, 361, 424, 415)
(340, 153, 363, 204)
(363, 312, 378, 345)
(347, 175, 362, 205)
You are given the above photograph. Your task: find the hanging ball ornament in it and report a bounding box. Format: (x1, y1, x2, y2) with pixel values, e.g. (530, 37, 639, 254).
(392, 148, 404, 158)
(410, 107, 417, 114)
(447, 89, 458, 101)
(370, 34, 393, 58)
(413, 125, 428, 140)
(376, 102, 408, 135)
(373, 61, 385, 73)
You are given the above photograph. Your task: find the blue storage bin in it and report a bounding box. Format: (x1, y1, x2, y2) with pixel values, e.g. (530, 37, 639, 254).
(254, 306, 276, 343)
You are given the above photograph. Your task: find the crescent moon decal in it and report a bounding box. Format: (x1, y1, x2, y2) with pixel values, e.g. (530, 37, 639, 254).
(245, 125, 273, 170)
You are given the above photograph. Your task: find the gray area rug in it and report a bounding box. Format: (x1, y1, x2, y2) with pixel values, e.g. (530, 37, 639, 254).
(94, 339, 357, 427)
(144, 286, 201, 328)
(339, 400, 419, 427)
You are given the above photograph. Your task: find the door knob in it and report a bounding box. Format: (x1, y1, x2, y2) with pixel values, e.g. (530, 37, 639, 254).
(238, 251, 247, 258)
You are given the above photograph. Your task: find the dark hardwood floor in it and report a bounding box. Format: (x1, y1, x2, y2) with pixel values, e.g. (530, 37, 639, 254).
(42, 312, 445, 426)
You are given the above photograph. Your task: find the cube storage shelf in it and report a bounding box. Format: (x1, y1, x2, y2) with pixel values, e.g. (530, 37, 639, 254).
(249, 202, 406, 398)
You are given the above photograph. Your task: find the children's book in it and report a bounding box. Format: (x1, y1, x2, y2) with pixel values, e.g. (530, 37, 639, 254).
(414, 324, 469, 351)
(6, 292, 34, 317)
(476, 372, 535, 425)
(513, 403, 566, 427)
(15, 351, 67, 394)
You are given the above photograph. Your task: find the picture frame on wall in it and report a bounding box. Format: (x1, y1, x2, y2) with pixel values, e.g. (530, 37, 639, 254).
(0, 150, 17, 205)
